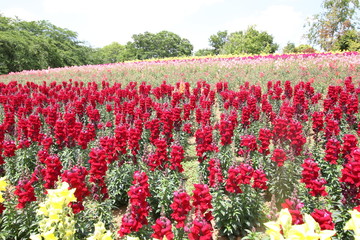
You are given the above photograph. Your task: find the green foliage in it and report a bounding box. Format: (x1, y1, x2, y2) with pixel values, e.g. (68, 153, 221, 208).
(107, 163, 136, 207)
(0, 200, 38, 239)
(221, 26, 279, 55)
(209, 30, 228, 55)
(75, 199, 115, 239)
(282, 42, 297, 54)
(333, 29, 360, 51)
(95, 42, 128, 64)
(306, 0, 360, 51)
(194, 48, 214, 56)
(127, 30, 193, 60)
(0, 14, 95, 74)
(213, 187, 266, 239)
(283, 43, 317, 54)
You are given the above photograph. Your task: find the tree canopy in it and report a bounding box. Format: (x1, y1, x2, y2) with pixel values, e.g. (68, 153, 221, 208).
(220, 26, 278, 55)
(125, 31, 193, 60)
(0, 15, 94, 74)
(306, 0, 360, 51)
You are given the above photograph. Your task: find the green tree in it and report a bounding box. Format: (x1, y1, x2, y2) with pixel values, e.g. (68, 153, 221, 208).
(96, 42, 127, 63)
(194, 48, 214, 56)
(306, 0, 360, 51)
(209, 30, 228, 55)
(128, 31, 193, 60)
(333, 29, 360, 51)
(0, 14, 95, 74)
(282, 42, 297, 53)
(221, 26, 278, 55)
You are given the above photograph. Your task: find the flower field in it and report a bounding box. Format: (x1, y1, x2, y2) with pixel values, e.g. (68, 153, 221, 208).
(0, 52, 360, 239)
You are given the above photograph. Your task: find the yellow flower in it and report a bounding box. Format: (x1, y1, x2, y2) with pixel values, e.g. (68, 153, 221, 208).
(87, 221, 113, 240)
(264, 221, 285, 240)
(30, 234, 42, 240)
(345, 209, 360, 238)
(43, 230, 58, 240)
(265, 209, 335, 240)
(0, 177, 6, 191)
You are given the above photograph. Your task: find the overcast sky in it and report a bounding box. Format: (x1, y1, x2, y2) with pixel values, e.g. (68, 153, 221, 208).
(1, 0, 323, 51)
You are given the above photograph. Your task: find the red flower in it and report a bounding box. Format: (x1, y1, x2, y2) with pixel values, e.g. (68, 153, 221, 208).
(41, 154, 63, 190)
(88, 148, 108, 200)
(14, 178, 36, 209)
(170, 189, 192, 228)
(301, 158, 327, 197)
(192, 184, 213, 221)
(258, 128, 272, 155)
(271, 149, 287, 167)
(151, 217, 174, 240)
(169, 143, 185, 172)
(281, 198, 304, 225)
(238, 135, 257, 156)
(61, 166, 90, 213)
(188, 216, 213, 240)
(208, 158, 223, 188)
(324, 138, 341, 164)
(342, 134, 358, 161)
(310, 209, 335, 230)
(119, 171, 150, 236)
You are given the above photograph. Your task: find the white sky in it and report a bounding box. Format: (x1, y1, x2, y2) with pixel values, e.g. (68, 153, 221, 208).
(1, 0, 323, 51)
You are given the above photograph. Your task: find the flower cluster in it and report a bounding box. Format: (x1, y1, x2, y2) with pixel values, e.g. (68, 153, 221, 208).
(170, 189, 192, 228)
(119, 171, 151, 236)
(310, 209, 335, 230)
(30, 182, 77, 240)
(61, 166, 90, 213)
(88, 148, 109, 200)
(188, 216, 213, 240)
(208, 158, 223, 188)
(301, 158, 328, 197)
(87, 221, 113, 240)
(151, 216, 174, 240)
(271, 148, 287, 167)
(14, 177, 36, 209)
(0, 177, 7, 214)
(225, 164, 268, 193)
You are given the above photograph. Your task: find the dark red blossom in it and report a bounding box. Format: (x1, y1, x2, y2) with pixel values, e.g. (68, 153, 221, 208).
(258, 128, 272, 155)
(41, 154, 63, 190)
(188, 216, 213, 240)
(301, 158, 327, 197)
(170, 189, 192, 228)
(61, 166, 90, 213)
(151, 216, 174, 240)
(324, 138, 341, 164)
(14, 178, 36, 209)
(310, 209, 335, 230)
(281, 198, 304, 225)
(208, 158, 223, 188)
(271, 149, 287, 167)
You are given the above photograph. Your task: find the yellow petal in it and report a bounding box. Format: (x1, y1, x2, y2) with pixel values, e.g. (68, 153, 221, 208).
(264, 222, 284, 240)
(278, 208, 293, 236)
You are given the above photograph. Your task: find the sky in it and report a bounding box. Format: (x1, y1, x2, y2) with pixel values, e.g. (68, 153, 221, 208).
(0, 0, 324, 52)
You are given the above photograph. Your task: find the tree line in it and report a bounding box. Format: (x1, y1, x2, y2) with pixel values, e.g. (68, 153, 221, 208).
(0, 0, 359, 74)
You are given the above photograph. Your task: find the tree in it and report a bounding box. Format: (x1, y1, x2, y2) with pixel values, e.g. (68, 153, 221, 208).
(333, 29, 360, 51)
(194, 48, 214, 56)
(128, 31, 193, 60)
(282, 43, 317, 54)
(306, 0, 360, 51)
(96, 42, 127, 63)
(220, 26, 278, 55)
(282, 42, 296, 54)
(0, 14, 95, 74)
(209, 31, 228, 55)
